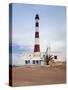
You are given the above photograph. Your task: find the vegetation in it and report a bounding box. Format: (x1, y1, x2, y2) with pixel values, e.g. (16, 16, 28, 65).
(44, 54, 53, 65)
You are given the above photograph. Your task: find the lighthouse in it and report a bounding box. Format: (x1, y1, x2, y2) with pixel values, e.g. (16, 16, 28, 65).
(34, 14, 40, 56)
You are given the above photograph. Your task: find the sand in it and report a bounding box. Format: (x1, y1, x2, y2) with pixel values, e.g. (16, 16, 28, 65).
(12, 64, 66, 87)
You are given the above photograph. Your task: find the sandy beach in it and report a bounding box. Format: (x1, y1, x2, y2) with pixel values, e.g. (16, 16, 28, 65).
(12, 64, 66, 87)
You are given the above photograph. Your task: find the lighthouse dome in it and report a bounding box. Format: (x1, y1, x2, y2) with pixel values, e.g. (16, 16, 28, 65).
(35, 14, 39, 20)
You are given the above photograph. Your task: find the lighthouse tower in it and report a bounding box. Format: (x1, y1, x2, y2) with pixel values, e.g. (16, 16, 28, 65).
(34, 14, 40, 56)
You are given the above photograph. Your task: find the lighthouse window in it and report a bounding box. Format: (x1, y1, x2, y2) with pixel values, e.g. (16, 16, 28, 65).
(54, 56, 57, 59)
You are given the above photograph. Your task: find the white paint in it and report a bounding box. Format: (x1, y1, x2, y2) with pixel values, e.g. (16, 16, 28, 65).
(41, 61, 44, 65)
(35, 19, 39, 22)
(34, 52, 40, 56)
(35, 27, 39, 32)
(35, 38, 39, 44)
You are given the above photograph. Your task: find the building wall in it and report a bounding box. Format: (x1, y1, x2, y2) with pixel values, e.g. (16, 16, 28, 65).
(48, 51, 64, 61)
(16, 52, 64, 66)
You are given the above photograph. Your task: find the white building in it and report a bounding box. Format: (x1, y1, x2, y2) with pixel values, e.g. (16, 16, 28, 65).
(16, 51, 64, 66)
(16, 52, 43, 66)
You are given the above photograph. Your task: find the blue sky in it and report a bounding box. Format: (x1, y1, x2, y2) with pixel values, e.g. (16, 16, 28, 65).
(11, 3, 66, 60)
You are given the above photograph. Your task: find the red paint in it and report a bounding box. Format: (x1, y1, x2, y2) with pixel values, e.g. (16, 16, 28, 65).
(35, 32, 39, 38)
(34, 44, 40, 52)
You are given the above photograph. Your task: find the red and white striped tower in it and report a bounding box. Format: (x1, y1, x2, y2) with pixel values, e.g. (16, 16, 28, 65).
(34, 14, 40, 56)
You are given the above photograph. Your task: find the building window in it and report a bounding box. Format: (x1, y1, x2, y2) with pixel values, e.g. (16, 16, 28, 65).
(25, 60, 30, 64)
(33, 60, 35, 64)
(25, 60, 28, 64)
(28, 60, 30, 63)
(36, 60, 38, 64)
(54, 56, 57, 59)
